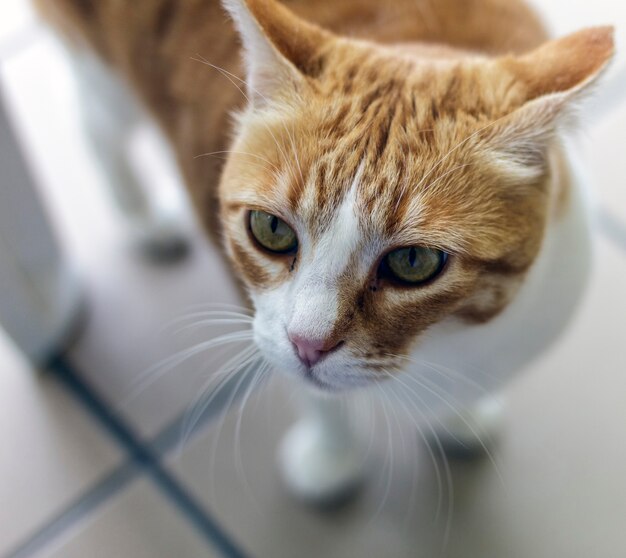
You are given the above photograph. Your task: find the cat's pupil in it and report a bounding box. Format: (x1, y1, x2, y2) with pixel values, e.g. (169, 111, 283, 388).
(271, 215, 278, 233)
(409, 247, 417, 267)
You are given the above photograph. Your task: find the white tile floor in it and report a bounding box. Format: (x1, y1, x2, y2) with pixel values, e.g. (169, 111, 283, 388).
(0, 335, 123, 556)
(1, 1, 626, 557)
(30, 480, 220, 558)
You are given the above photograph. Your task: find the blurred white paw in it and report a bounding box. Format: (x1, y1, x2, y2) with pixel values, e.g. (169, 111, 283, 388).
(279, 420, 363, 506)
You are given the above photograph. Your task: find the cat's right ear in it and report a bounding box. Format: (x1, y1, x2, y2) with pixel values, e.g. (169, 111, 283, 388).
(222, 0, 333, 106)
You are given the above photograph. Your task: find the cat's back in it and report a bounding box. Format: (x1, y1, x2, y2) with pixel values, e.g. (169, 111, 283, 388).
(295, 0, 548, 54)
(36, 0, 548, 111)
(35, 0, 549, 131)
(36, 0, 548, 68)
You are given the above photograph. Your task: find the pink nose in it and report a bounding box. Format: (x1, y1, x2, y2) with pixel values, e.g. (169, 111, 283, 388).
(288, 333, 343, 367)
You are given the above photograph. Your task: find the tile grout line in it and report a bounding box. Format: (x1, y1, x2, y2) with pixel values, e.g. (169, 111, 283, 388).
(4, 463, 140, 558)
(150, 370, 255, 457)
(47, 354, 252, 558)
(3, 353, 252, 558)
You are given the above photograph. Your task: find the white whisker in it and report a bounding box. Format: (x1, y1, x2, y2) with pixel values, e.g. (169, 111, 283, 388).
(179, 344, 260, 450)
(233, 360, 270, 514)
(194, 150, 279, 172)
(382, 369, 454, 557)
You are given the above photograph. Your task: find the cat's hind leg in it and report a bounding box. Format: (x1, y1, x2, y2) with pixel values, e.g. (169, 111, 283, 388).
(279, 391, 363, 506)
(68, 48, 188, 261)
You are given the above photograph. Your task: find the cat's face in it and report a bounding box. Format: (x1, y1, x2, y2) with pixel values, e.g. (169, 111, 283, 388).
(218, 0, 613, 391)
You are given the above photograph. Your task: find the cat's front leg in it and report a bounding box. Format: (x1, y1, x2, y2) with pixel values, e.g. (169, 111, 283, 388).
(68, 48, 188, 261)
(279, 390, 363, 505)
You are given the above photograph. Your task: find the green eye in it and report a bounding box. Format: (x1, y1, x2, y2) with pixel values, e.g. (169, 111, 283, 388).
(383, 246, 447, 285)
(249, 210, 298, 253)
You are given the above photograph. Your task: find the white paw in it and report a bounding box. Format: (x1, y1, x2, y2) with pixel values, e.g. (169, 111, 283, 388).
(278, 420, 363, 505)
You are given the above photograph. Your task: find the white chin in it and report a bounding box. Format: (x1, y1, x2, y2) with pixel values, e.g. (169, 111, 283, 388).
(302, 371, 341, 392)
(254, 339, 373, 392)
(301, 366, 376, 393)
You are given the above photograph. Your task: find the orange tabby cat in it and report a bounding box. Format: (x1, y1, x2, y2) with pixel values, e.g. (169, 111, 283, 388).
(35, 0, 614, 501)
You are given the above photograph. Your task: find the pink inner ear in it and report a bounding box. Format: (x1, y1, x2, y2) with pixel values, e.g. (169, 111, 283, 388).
(504, 26, 614, 100)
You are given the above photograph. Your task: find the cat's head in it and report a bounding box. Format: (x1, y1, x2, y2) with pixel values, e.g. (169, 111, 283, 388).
(218, 0, 613, 391)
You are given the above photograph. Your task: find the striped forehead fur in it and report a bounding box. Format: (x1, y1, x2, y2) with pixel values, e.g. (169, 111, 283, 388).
(227, 54, 549, 266)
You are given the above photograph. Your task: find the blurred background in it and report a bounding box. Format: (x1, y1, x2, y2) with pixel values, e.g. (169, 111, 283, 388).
(0, 1, 625, 557)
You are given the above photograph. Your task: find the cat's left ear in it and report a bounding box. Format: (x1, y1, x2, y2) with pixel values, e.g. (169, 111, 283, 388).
(486, 26, 615, 174)
(222, 0, 333, 106)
